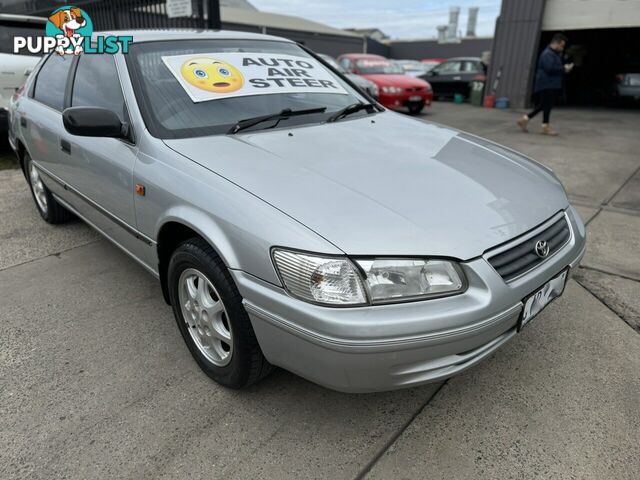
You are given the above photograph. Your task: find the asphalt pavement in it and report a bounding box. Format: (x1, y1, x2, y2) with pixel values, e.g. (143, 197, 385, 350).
(1, 103, 638, 479)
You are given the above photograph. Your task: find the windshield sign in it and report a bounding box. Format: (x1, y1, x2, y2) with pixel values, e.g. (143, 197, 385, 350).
(163, 52, 348, 103)
(127, 39, 366, 139)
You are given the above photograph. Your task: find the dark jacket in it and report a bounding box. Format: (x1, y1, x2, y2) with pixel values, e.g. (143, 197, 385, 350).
(533, 46, 564, 93)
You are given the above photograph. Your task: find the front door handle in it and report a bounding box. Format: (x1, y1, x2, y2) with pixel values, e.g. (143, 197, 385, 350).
(60, 139, 71, 155)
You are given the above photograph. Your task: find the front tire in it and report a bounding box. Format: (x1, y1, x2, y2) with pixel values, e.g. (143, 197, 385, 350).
(25, 153, 73, 224)
(168, 238, 273, 389)
(408, 103, 424, 115)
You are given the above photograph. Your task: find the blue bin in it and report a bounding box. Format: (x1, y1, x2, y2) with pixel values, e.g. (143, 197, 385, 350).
(495, 97, 509, 109)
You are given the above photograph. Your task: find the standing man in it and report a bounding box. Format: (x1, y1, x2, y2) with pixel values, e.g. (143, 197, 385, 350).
(517, 33, 573, 135)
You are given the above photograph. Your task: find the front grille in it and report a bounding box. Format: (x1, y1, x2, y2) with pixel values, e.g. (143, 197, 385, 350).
(488, 216, 570, 281)
(405, 87, 424, 92)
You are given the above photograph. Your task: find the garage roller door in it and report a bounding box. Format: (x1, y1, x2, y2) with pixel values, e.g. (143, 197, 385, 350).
(542, 0, 640, 30)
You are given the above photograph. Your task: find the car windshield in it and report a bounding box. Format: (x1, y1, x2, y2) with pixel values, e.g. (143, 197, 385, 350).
(127, 39, 367, 139)
(355, 59, 404, 75)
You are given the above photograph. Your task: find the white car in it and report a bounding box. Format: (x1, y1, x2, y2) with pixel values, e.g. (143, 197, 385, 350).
(0, 14, 46, 134)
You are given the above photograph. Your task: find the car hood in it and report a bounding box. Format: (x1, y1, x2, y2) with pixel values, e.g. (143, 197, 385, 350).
(362, 74, 429, 88)
(164, 112, 568, 259)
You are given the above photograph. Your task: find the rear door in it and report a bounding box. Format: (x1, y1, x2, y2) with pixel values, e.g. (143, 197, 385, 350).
(19, 53, 74, 182)
(62, 53, 139, 230)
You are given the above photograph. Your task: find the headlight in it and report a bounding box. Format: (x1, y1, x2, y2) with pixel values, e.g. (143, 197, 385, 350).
(272, 249, 367, 306)
(355, 259, 464, 303)
(272, 249, 465, 306)
(369, 84, 379, 96)
(382, 86, 403, 94)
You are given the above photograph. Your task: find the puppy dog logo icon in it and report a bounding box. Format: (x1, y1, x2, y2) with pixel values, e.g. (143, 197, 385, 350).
(46, 6, 93, 55)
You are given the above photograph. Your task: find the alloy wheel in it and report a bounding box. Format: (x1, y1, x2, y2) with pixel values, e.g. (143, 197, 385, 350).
(29, 161, 48, 215)
(178, 268, 233, 367)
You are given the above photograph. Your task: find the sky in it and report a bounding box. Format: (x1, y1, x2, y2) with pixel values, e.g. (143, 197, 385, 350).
(250, 0, 502, 40)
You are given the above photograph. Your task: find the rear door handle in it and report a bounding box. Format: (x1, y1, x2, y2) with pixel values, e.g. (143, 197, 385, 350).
(60, 139, 71, 155)
(20, 116, 27, 127)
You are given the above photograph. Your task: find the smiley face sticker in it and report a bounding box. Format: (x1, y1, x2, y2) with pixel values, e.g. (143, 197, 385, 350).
(180, 57, 244, 93)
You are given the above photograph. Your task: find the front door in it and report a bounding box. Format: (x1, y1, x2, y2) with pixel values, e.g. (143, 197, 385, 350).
(429, 60, 462, 96)
(60, 53, 140, 247)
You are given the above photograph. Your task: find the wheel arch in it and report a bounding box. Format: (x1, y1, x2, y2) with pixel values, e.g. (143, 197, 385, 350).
(156, 214, 238, 306)
(14, 138, 28, 177)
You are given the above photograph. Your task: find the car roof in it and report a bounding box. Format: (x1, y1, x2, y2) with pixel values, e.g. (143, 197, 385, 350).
(93, 29, 294, 44)
(338, 53, 386, 60)
(443, 57, 482, 62)
(0, 13, 47, 24)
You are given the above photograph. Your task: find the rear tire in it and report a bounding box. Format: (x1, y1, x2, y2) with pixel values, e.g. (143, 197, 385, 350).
(25, 153, 73, 224)
(168, 238, 273, 389)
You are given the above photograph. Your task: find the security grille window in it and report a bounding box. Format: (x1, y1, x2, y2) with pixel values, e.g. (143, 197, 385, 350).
(33, 54, 74, 111)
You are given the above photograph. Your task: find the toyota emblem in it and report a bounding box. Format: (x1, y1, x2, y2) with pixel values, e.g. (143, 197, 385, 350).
(535, 240, 550, 258)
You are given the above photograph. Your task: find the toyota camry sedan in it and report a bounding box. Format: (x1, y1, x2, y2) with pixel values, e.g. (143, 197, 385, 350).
(9, 30, 586, 393)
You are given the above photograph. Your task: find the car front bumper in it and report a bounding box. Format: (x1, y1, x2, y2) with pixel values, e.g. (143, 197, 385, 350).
(233, 206, 586, 393)
(616, 85, 640, 100)
(378, 91, 433, 110)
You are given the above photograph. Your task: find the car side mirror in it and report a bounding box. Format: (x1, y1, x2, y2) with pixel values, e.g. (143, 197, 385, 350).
(63, 107, 127, 139)
(428, 70, 437, 76)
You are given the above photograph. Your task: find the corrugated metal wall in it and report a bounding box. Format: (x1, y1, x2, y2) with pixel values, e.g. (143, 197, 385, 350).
(261, 28, 364, 57)
(389, 38, 493, 60)
(487, 0, 546, 108)
(365, 38, 391, 57)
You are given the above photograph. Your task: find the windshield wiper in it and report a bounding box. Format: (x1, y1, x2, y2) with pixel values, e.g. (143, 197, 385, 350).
(326, 102, 378, 123)
(228, 107, 327, 134)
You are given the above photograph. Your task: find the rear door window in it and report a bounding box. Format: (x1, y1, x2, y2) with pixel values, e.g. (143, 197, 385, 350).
(71, 54, 126, 121)
(461, 61, 480, 73)
(32, 54, 74, 111)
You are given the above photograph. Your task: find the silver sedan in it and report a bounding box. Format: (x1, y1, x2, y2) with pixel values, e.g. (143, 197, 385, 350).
(9, 30, 586, 392)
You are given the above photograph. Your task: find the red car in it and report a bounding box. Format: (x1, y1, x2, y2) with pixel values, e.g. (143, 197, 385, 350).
(337, 53, 433, 114)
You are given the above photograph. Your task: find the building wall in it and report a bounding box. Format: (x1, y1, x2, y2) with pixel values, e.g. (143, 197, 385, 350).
(389, 37, 493, 60)
(542, 0, 640, 30)
(365, 37, 390, 57)
(486, 0, 547, 108)
(262, 28, 364, 57)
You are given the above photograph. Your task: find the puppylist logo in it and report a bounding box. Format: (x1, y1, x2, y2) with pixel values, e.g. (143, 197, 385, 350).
(13, 6, 132, 56)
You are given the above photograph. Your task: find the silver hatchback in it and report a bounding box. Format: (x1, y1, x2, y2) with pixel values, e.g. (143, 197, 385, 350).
(9, 30, 586, 392)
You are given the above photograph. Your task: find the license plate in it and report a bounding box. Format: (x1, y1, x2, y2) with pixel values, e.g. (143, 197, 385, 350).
(409, 95, 423, 101)
(518, 269, 569, 331)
